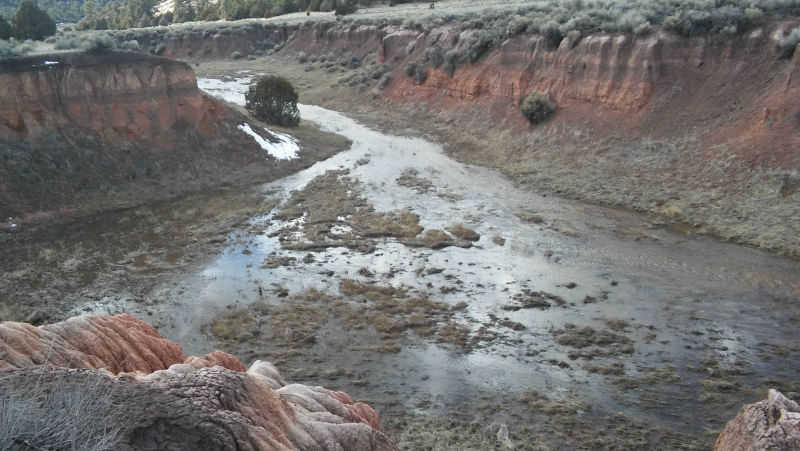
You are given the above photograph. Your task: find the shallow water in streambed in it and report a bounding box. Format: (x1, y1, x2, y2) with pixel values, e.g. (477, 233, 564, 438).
(93, 76, 800, 444)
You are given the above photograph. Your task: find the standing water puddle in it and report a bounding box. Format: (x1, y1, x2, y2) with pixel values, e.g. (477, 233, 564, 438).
(108, 76, 800, 440)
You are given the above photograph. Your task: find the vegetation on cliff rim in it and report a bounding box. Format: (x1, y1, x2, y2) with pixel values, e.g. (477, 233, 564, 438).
(0, 15, 10, 40)
(246, 75, 300, 127)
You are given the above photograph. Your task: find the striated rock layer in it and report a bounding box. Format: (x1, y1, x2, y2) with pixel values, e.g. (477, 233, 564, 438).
(379, 22, 800, 171)
(714, 389, 800, 451)
(0, 314, 397, 451)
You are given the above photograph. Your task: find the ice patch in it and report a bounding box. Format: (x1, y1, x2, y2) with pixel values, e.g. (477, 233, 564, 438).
(238, 123, 299, 160)
(43, 61, 59, 65)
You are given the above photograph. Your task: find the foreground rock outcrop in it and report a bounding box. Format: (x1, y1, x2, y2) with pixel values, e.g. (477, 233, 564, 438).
(0, 314, 397, 451)
(714, 389, 800, 451)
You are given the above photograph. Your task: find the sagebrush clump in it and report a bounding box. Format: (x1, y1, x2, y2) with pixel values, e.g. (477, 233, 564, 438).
(520, 91, 556, 125)
(246, 75, 300, 127)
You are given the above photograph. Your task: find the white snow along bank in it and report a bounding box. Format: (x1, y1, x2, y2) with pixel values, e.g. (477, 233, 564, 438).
(238, 123, 299, 160)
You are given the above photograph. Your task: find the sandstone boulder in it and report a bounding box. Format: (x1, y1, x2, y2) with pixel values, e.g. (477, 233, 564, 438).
(0, 314, 398, 451)
(714, 389, 800, 451)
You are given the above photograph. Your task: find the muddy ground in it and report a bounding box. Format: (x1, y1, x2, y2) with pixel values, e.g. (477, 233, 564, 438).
(0, 120, 350, 324)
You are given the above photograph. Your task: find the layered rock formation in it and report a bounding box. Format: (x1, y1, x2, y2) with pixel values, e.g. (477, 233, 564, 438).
(714, 389, 800, 451)
(0, 51, 327, 221)
(0, 314, 397, 451)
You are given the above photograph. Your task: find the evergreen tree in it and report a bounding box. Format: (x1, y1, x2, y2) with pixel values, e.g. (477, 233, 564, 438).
(218, 0, 247, 20)
(246, 75, 300, 127)
(12, 0, 56, 40)
(82, 0, 96, 20)
(173, 0, 195, 23)
(0, 15, 11, 39)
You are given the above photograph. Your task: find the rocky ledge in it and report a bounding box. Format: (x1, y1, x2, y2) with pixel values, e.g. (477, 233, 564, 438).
(714, 389, 800, 451)
(0, 314, 397, 451)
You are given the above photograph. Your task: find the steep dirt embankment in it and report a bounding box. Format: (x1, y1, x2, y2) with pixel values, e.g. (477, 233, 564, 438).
(378, 24, 800, 170)
(0, 314, 397, 450)
(120, 23, 292, 60)
(0, 51, 321, 222)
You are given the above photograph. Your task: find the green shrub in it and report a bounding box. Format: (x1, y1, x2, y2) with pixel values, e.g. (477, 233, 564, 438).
(542, 20, 563, 50)
(464, 29, 498, 62)
(119, 39, 140, 51)
(423, 45, 443, 68)
(0, 39, 19, 58)
(414, 64, 427, 84)
(83, 33, 116, 52)
(377, 73, 391, 89)
(0, 16, 11, 40)
(334, 0, 357, 16)
(12, 0, 56, 41)
(53, 35, 81, 49)
(442, 50, 458, 76)
(506, 15, 531, 37)
(404, 60, 418, 77)
(520, 91, 556, 124)
(246, 75, 300, 127)
(779, 27, 800, 59)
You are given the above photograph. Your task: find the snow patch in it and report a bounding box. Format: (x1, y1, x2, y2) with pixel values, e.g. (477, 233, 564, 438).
(197, 76, 253, 106)
(238, 123, 299, 160)
(43, 61, 59, 65)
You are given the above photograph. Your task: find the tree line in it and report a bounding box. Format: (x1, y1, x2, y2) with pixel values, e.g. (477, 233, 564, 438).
(77, 0, 420, 30)
(0, 0, 56, 40)
(0, 0, 86, 24)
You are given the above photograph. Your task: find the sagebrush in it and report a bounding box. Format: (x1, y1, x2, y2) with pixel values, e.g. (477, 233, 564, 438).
(520, 91, 556, 124)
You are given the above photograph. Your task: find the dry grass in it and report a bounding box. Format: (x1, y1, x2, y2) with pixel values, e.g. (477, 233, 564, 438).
(446, 223, 480, 241)
(0, 370, 123, 451)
